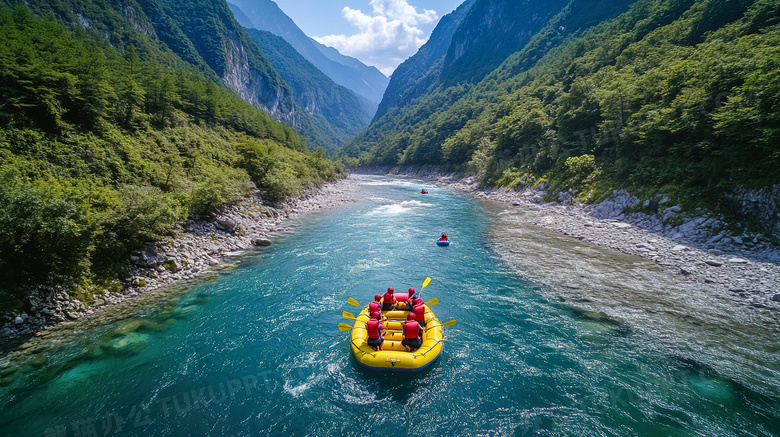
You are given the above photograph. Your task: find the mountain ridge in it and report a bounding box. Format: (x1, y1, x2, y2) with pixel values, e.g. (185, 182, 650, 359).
(340, 0, 780, 233)
(244, 28, 373, 153)
(227, 0, 388, 106)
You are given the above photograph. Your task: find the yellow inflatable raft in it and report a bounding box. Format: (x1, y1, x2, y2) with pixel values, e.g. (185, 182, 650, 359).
(349, 306, 443, 372)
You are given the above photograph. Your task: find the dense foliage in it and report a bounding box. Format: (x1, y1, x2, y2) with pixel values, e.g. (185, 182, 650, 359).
(11, 0, 359, 153)
(343, 0, 780, 217)
(0, 6, 344, 312)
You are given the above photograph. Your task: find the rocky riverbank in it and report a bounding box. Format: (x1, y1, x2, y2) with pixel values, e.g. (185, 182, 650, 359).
(445, 175, 780, 310)
(0, 178, 360, 346)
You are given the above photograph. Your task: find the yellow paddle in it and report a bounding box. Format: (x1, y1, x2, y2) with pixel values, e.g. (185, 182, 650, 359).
(347, 297, 361, 306)
(417, 277, 431, 300)
(440, 319, 457, 327)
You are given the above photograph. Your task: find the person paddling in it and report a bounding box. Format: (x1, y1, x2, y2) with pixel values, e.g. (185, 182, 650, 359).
(439, 232, 448, 242)
(396, 287, 416, 310)
(402, 313, 422, 352)
(368, 294, 381, 314)
(366, 311, 385, 351)
(382, 287, 396, 311)
(413, 299, 426, 328)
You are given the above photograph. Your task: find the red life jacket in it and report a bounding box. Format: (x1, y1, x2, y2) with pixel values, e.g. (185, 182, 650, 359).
(366, 320, 384, 338)
(413, 305, 425, 322)
(403, 321, 419, 339)
(368, 301, 380, 313)
(382, 291, 395, 304)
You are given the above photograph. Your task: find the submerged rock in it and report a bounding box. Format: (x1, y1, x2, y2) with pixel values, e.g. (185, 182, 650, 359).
(567, 306, 622, 326)
(105, 332, 150, 354)
(685, 375, 734, 403)
(26, 354, 48, 368)
(0, 374, 16, 387)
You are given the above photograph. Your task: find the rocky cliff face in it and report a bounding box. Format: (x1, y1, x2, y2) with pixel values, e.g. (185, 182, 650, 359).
(228, 0, 388, 105)
(222, 31, 295, 124)
(152, 0, 298, 122)
(375, 0, 477, 120)
(441, 0, 569, 84)
(376, 0, 635, 121)
(243, 28, 373, 151)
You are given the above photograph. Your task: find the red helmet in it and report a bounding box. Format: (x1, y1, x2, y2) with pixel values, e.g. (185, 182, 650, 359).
(408, 287, 415, 294)
(371, 311, 381, 320)
(407, 313, 415, 321)
(374, 294, 381, 301)
(387, 287, 394, 293)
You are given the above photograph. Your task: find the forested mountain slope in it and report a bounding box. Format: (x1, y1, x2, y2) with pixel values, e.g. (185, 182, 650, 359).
(345, 0, 634, 160)
(228, 0, 388, 106)
(245, 28, 374, 153)
(0, 5, 343, 313)
(341, 0, 780, 231)
(11, 0, 365, 151)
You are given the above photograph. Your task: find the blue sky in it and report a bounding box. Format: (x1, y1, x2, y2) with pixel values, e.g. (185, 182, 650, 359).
(273, 0, 465, 75)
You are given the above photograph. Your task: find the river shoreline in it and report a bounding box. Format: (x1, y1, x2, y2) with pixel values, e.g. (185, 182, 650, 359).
(4, 170, 778, 350)
(355, 167, 780, 311)
(0, 178, 360, 349)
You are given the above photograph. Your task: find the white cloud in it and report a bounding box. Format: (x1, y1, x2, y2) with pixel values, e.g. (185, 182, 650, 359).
(314, 0, 438, 75)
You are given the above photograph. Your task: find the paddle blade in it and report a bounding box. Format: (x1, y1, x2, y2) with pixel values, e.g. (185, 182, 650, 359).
(451, 236, 458, 238)
(425, 298, 439, 306)
(347, 297, 360, 307)
(421, 277, 431, 289)
(441, 319, 457, 327)
(338, 323, 352, 331)
(342, 311, 356, 320)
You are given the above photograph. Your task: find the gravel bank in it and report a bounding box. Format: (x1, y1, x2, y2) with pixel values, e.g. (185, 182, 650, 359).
(1, 178, 360, 345)
(439, 175, 780, 311)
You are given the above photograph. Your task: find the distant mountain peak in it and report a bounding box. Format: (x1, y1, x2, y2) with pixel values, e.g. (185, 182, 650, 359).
(228, 0, 388, 106)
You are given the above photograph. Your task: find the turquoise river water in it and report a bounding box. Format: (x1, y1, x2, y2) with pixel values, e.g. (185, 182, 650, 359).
(0, 176, 778, 436)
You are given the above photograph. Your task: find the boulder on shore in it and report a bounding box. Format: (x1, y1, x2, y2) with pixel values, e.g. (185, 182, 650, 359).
(253, 238, 272, 246)
(130, 246, 166, 268)
(215, 218, 238, 233)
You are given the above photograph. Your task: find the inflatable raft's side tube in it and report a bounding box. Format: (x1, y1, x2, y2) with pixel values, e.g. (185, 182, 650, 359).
(350, 307, 443, 372)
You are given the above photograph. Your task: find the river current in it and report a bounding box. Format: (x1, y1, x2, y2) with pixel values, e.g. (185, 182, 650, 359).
(1, 175, 778, 436)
